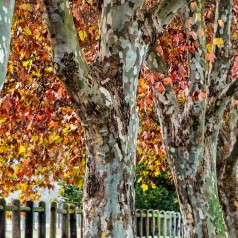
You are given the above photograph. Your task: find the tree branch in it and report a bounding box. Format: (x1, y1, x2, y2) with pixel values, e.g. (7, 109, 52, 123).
(41, 0, 92, 92)
(208, 0, 233, 96)
(207, 77, 238, 118)
(0, 0, 15, 90)
(148, 0, 189, 37)
(145, 42, 167, 75)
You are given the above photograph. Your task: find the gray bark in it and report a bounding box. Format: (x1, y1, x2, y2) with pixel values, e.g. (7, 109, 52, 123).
(41, 0, 145, 236)
(41, 0, 190, 236)
(0, 0, 15, 90)
(147, 0, 238, 237)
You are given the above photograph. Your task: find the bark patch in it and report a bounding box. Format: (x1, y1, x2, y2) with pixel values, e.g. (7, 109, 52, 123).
(87, 174, 100, 197)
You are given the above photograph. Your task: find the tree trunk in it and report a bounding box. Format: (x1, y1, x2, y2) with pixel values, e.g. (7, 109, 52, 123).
(82, 113, 138, 237)
(217, 104, 238, 238)
(0, 0, 15, 89)
(163, 139, 227, 237)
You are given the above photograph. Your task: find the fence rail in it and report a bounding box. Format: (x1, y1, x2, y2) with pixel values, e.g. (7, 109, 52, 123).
(0, 198, 183, 238)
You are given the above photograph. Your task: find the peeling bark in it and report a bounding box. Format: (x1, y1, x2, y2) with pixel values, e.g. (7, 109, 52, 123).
(148, 0, 238, 237)
(0, 0, 15, 89)
(41, 0, 146, 236)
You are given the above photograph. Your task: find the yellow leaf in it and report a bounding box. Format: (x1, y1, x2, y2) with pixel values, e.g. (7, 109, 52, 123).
(19, 4, 31, 10)
(141, 183, 148, 192)
(213, 38, 224, 48)
(22, 60, 32, 67)
(151, 184, 156, 189)
(154, 171, 161, 177)
(18, 145, 26, 155)
(8, 64, 14, 74)
(45, 67, 53, 73)
(0, 118, 7, 124)
(78, 30, 87, 41)
(206, 43, 213, 53)
(23, 27, 32, 36)
(21, 183, 28, 191)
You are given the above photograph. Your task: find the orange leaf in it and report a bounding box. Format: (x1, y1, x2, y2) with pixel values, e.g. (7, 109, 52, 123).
(205, 53, 216, 62)
(155, 82, 164, 93)
(163, 77, 172, 85)
(48, 121, 59, 128)
(198, 90, 207, 101)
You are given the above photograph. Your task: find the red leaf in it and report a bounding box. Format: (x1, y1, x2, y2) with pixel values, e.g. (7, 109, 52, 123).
(155, 82, 164, 93)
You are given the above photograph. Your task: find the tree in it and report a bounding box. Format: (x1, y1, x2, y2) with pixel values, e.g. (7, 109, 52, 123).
(149, 0, 238, 237)
(0, 0, 15, 89)
(1, 0, 238, 237)
(39, 0, 190, 236)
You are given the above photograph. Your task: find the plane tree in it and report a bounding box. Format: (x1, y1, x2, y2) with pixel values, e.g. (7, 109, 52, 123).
(1, 0, 238, 237)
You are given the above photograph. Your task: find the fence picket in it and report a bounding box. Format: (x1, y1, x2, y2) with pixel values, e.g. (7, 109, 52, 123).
(12, 199, 21, 238)
(38, 201, 46, 238)
(0, 198, 6, 238)
(62, 203, 69, 238)
(69, 204, 77, 238)
(25, 201, 34, 238)
(50, 202, 57, 238)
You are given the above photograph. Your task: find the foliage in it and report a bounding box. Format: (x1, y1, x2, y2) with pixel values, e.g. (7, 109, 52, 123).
(135, 166, 179, 211)
(59, 184, 83, 208)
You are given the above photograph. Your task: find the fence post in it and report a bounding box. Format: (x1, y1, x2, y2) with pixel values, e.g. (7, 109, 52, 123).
(12, 199, 21, 238)
(25, 200, 34, 238)
(69, 204, 77, 238)
(80, 209, 83, 238)
(62, 203, 69, 238)
(50, 202, 57, 238)
(38, 201, 46, 238)
(0, 198, 6, 238)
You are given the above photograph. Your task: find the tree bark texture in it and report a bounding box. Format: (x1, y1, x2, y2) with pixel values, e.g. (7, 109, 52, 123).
(41, 0, 191, 236)
(39, 0, 238, 237)
(150, 0, 238, 237)
(0, 0, 15, 89)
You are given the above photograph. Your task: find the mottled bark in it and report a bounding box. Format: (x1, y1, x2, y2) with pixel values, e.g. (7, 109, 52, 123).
(41, 0, 191, 236)
(0, 0, 15, 90)
(148, 0, 238, 237)
(41, 0, 147, 236)
(217, 102, 238, 238)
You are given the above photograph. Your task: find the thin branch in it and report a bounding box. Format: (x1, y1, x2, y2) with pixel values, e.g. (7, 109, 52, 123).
(207, 0, 233, 95)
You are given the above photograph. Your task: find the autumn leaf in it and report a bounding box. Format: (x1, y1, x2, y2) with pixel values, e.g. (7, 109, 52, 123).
(155, 82, 164, 93)
(78, 30, 88, 41)
(218, 19, 224, 28)
(151, 184, 156, 189)
(213, 38, 224, 48)
(205, 52, 216, 62)
(141, 183, 148, 192)
(163, 77, 172, 85)
(190, 1, 197, 10)
(206, 43, 212, 53)
(48, 121, 59, 128)
(18, 145, 26, 155)
(198, 90, 207, 101)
